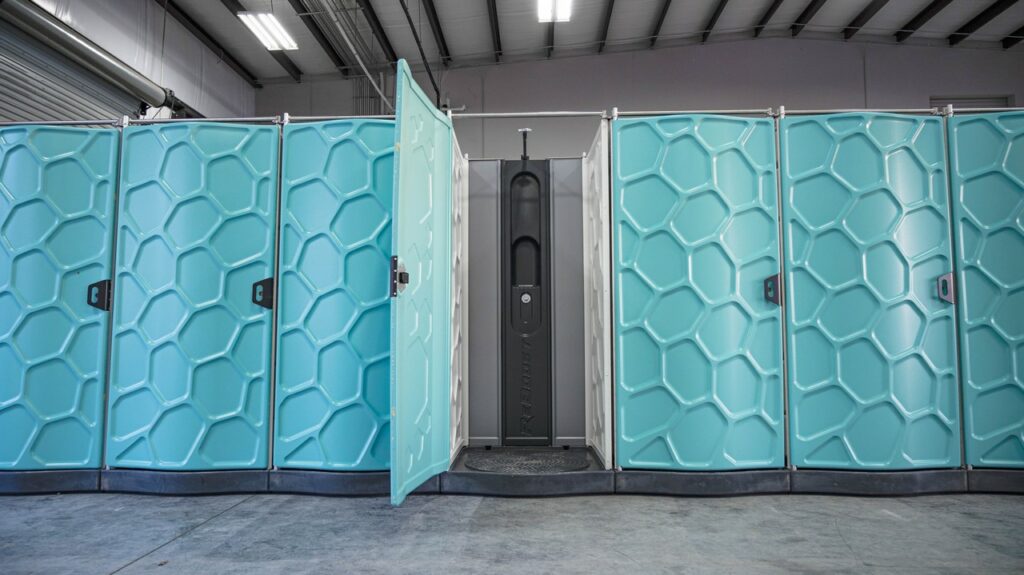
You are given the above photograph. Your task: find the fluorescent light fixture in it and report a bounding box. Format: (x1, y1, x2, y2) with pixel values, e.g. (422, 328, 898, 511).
(538, 0, 571, 22)
(238, 12, 298, 51)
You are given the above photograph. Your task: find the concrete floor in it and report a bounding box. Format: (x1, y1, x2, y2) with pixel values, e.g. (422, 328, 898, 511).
(1, 494, 1022, 574)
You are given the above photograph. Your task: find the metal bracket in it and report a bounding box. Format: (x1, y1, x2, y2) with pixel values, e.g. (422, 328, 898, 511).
(390, 256, 409, 297)
(252, 278, 274, 309)
(86, 279, 111, 311)
(763, 274, 782, 306)
(937, 272, 956, 304)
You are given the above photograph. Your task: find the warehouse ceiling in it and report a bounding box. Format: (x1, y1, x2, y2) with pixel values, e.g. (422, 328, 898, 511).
(166, 0, 1024, 84)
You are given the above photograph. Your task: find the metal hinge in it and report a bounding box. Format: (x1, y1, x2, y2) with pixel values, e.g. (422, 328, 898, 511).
(252, 278, 274, 309)
(86, 279, 111, 311)
(763, 273, 781, 306)
(937, 272, 956, 304)
(390, 256, 409, 297)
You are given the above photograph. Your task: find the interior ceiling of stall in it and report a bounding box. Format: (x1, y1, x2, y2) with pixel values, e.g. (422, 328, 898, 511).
(145, 0, 1024, 85)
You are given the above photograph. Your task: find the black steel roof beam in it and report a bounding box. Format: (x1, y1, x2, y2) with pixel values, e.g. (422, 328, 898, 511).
(547, 21, 555, 58)
(1003, 23, 1024, 48)
(421, 0, 451, 66)
(486, 0, 502, 62)
(791, 0, 828, 37)
(220, 0, 302, 82)
(287, 0, 349, 77)
(895, 0, 954, 42)
(843, 0, 890, 39)
(598, 0, 615, 52)
(355, 0, 398, 65)
(949, 0, 1019, 46)
(397, 0, 440, 106)
(701, 0, 729, 43)
(161, 0, 261, 88)
(649, 0, 672, 48)
(753, 0, 784, 37)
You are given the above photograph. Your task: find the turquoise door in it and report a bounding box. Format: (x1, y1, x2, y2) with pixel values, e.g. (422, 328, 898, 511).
(390, 60, 452, 504)
(106, 123, 278, 470)
(0, 126, 117, 470)
(781, 113, 960, 469)
(274, 120, 394, 470)
(949, 111, 1024, 468)
(612, 115, 785, 470)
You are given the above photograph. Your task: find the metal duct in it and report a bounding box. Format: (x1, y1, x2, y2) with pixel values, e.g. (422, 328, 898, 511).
(0, 0, 169, 108)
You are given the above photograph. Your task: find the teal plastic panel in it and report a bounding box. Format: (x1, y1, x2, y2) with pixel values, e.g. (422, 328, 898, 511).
(781, 113, 960, 469)
(275, 120, 394, 470)
(390, 60, 452, 504)
(612, 115, 784, 470)
(0, 126, 117, 470)
(106, 123, 278, 470)
(949, 112, 1024, 468)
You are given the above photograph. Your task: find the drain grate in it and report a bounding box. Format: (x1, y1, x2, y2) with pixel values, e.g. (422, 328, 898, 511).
(463, 449, 591, 474)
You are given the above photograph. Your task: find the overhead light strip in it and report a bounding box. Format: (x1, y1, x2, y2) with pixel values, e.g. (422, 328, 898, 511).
(238, 12, 298, 51)
(538, 0, 572, 23)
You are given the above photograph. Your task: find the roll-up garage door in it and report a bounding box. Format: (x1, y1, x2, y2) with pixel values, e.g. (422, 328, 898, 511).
(105, 122, 278, 470)
(0, 21, 138, 122)
(781, 113, 961, 470)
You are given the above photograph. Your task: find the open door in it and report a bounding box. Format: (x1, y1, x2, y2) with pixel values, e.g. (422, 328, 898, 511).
(390, 60, 453, 505)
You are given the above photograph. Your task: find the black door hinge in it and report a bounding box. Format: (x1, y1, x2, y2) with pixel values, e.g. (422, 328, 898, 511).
(390, 256, 409, 297)
(763, 273, 781, 306)
(252, 278, 274, 309)
(86, 279, 111, 311)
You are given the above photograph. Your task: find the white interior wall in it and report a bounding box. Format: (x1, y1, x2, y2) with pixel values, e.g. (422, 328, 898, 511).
(257, 37, 1024, 159)
(31, 0, 256, 118)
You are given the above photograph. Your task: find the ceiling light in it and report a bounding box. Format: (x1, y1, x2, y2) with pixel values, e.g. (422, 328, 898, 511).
(238, 12, 298, 51)
(538, 0, 571, 23)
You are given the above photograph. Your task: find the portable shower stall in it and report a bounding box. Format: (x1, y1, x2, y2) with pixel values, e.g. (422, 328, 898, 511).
(2, 62, 1023, 498)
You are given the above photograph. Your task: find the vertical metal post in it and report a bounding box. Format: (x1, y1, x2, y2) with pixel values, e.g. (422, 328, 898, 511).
(99, 115, 130, 470)
(772, 106, 793, 470)
(939, 104, 970, 470)
(266, 112, 288, 471)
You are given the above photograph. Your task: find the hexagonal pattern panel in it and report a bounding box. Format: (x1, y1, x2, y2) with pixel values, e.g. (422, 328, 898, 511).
(782, 114, 960, 469)
(612, 115, 783, 470)
(274, 120, 393, 470)
(950, 112, 1024, 468)
(0, 126, 116, 470)
(106, 123, 277, 470)
(391, 61, 454, 505)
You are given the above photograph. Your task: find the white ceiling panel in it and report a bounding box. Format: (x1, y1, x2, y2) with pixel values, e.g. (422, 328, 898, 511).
(434, 0, 492, 61)
(604, 0, 667, 46)
(971, 1, 1024, 41)
(715, 0, 777, 36)
(547, 0, 608, 53)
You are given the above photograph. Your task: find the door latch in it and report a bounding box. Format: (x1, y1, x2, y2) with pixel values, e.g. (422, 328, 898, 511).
(252, 278, 274, 309)
(937, 272, 956, 304)
(391, 256, 409, 297)
(763, 273, 781, 306)
(86, 279, 111, 311)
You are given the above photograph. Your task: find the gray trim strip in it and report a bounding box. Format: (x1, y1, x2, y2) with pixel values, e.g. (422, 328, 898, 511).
(100, 470, 269, 495)
(967, 469, 1024, 493)
(616, 470, 790, 496)
(0, 470, 99, 494)
(791, 469, 967, 495)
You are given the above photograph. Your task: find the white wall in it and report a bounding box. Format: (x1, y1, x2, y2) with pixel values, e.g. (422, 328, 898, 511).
(33, 0, 256, 118)
(256, 37, 1024, 159)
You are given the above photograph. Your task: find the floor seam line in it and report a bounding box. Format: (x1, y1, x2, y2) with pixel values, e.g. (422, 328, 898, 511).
(106, 495, 256, 575)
